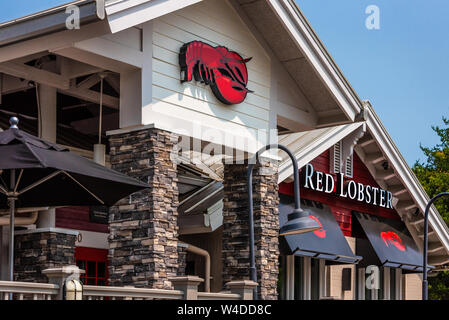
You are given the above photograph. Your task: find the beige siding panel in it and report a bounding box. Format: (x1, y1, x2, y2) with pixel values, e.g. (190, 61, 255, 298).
(152, 57, 271, 111)
(403, 273, 422, 300)
(101, 27, 142, 51)
(178, 5, 265, 56)
(327, 264, 356, 300)
(193, 0, 244, 27)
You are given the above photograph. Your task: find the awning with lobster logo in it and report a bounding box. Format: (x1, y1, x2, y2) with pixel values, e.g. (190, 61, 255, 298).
(279, 194, 361, 264)
(353, 212, 432, 271)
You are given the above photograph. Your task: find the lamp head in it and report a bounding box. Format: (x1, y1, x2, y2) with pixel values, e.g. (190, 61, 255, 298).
(279, 207, 321, 236)
(9, 117, 19, 129)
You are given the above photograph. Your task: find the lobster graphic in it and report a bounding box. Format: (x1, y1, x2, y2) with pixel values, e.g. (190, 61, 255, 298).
(309, 215, 326, 238)
(179, 41, 252, 105)
(381, 231, 406, 251)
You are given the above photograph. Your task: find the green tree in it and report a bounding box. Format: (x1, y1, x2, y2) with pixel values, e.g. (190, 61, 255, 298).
(413, 117, 449, 300)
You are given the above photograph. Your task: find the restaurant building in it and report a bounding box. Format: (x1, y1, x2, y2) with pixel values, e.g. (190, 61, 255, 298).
(0, 0, 448, 300)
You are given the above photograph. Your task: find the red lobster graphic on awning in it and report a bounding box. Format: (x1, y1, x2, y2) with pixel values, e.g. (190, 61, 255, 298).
(309, 215, 326, 238)
(179, 41, 252, 105)
(381, 231, 406, 251)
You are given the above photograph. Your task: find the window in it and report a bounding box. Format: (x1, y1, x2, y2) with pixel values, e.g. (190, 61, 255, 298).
(311, 258, 321, 300)
(294, 256, 304, 300)
(390, 268, 396, 300)
(75, 247, 108, 286)
(331, 141, 353, 178)
(357, 266, 402, 300)
(279, 256, 326, 300)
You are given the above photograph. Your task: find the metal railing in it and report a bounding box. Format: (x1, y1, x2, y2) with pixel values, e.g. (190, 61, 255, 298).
(0, 268, 258, 300)
(0, 280, 59, 300)
(197, 292, 241, 300)
(83, 285, 184, 300)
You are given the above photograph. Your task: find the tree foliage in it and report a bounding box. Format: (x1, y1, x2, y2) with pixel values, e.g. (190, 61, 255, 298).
(413, 117, 449, 224)
(412, 117, 449, 300)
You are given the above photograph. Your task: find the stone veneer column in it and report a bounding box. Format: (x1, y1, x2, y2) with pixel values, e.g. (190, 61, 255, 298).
(108, 128, 179, 289)
(14, 228, 77, 282)
(222, 157, 280, 300)
(177, 243, 187, 276)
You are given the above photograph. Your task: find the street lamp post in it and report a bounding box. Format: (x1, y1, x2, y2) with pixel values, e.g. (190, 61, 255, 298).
(247, 144, 320, 299)
(422, 192, 449, 300)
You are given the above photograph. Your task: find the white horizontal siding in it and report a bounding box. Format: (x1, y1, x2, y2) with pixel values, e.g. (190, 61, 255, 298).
(143, 99, 262, 142)
(152, 58, 271, 111)
(149, 0, 271, 133)
(101, 27, 142, 51)
(153, 67, 269, 121)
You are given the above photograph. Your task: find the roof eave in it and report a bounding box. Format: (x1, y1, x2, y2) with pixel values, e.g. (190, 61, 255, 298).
(363, 102, 449, 260)
(267, 0, 363, 123)
(0, 0, 102, 48)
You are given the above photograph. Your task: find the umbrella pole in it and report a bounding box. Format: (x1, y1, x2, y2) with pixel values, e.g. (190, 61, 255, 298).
(9, 169, 15, 283)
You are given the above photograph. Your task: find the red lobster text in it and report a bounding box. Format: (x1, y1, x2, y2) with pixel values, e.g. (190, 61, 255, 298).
(179, 41, 252, 105)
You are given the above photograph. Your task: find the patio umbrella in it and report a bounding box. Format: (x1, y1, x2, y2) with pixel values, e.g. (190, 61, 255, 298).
(0, 117, 149, 281)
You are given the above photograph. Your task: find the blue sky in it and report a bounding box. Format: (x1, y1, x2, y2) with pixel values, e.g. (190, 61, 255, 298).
(1, 1, 448, 166)
(298, 0, 449, 165)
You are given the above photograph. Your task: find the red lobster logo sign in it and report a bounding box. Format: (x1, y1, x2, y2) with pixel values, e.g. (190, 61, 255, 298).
(179, 41, 252, 105)
(381, 231, 406, 251)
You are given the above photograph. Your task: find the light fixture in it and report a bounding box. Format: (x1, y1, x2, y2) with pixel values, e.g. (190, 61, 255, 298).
(279, 207, 320, 236)
(422, 192, 449, 300)
(93, 73, 106, 166)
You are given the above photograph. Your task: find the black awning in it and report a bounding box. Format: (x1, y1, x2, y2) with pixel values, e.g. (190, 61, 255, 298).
(279, 194, 361, 264)
(353, 211, 432, 272)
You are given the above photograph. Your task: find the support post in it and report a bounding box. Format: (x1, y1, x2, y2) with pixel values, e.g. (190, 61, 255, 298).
(226, 280, 258, 300)
(170, 276, 203, 300)
(43, 265, 84, 300)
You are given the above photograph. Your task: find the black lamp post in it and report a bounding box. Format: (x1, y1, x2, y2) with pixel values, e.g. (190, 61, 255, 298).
(423, 192, 449, 300)
(247, 144, 320, 299)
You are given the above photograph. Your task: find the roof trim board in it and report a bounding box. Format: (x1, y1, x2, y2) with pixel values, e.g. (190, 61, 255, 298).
(105, 0, 204, 33)
(106, 0, 363, 124)
(363, 102, 449, 265)
(0, 0, 102, 47)
(278, 122, 364, 182)
(267, 0, 363, 122)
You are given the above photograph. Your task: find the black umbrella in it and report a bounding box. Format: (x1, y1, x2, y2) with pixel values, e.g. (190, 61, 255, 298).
(0, 117, 149, 281)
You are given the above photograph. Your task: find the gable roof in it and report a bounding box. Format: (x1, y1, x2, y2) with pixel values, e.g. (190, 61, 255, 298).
(279, 102, 449, 267)
(235, 0, 363, 125)
(102, 0, 363, 126)
(0, 0, 103, 47)
(0, 0, 363, 128)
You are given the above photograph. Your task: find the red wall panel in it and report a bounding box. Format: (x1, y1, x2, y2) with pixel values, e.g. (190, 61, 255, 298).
(56, 206, 108, 233)
(279, 150, 400, 237)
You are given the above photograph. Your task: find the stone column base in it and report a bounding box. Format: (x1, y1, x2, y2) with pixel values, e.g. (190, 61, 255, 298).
(222, 158, 280, 300)
(14, 228, 78, 282)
